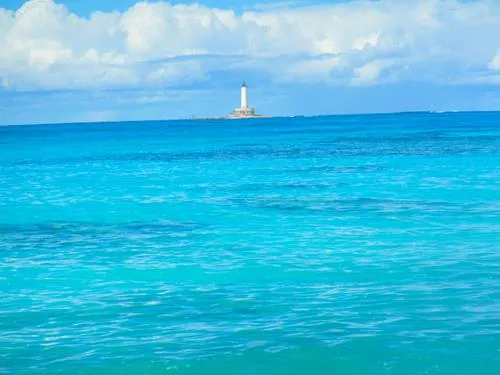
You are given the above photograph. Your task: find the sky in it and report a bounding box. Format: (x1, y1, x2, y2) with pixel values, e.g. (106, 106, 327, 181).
(2, 0, 500, 125)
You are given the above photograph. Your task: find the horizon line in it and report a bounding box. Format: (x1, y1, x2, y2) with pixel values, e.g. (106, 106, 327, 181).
(1, 109, 498, 128)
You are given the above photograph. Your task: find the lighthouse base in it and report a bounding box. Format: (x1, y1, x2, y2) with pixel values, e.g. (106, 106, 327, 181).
(229, 107, 256, 118)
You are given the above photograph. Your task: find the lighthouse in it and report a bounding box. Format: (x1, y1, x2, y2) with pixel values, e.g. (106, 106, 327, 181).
(194, 81, 267, 120)
(241, 81, 248, 109)
(231, 81, 256, 118)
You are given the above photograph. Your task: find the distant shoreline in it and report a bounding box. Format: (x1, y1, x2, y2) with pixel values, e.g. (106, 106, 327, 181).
(190, 115, 273, 120)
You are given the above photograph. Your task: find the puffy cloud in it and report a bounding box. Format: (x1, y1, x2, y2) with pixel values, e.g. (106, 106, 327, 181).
(1, 0, 500, 90)
(490, 51, 500, 71)
(353, 59, 400, 85)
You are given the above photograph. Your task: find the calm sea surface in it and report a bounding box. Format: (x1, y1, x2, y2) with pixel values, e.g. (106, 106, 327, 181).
(1, 113, 499, 374)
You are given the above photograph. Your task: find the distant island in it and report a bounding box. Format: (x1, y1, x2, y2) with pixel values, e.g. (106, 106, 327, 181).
(192, 82, 269, 120)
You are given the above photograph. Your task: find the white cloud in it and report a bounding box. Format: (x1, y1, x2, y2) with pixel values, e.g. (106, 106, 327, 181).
(283, 56, 345, 83)
(1, 0, 500, 90)
(490, 51, 500, 71)
(146, 61, 206, 84)
(353, 59, 402, 85)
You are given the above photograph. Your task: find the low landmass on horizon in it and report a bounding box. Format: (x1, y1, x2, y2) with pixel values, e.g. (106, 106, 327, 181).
(192, 81, 269, 120)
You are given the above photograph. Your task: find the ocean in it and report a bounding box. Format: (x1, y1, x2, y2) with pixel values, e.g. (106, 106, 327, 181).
(0, 112, 499, 374)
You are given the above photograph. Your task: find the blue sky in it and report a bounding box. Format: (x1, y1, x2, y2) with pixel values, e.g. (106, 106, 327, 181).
(1, 0, 500, 125)
(2, 0, 350, 15)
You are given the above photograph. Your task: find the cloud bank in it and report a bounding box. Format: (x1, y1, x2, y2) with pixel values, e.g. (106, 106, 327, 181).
(1, 0, 500, 91)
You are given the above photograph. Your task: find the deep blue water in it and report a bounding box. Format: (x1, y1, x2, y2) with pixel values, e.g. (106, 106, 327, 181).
(0, 112, 499, 374)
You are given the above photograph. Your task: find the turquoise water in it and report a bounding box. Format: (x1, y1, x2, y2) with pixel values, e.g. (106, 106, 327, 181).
(0, 112, 499, 374)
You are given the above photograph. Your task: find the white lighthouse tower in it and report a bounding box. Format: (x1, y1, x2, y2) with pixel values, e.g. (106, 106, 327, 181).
(241, 81, 248, 109)
(232, 81, 256, 118)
